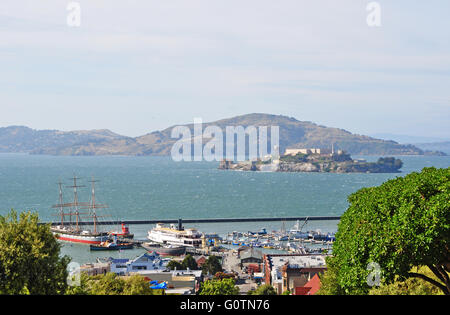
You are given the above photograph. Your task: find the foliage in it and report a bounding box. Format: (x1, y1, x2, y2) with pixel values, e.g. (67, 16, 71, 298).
(67, 272, 162, 295)
(182, 254, 199, 270)
(89, 272, 125, 295)
(202, 255, 223, 275)
(214, 272, 236, 280)
(0, 210, 70, 295)
(199, 278, 239, 295)
(167, 255, 200, 271)
(282, 289, 291, 295)
(316, 257, 346, 295)
(167, 260, 184, 271)
(248, 284, 277, 295)
(369, 266, 443, 295)
(65, 272, 91, 295)
(328, 167, 450, 295)
(280, 153, 308, 163)
(123, 274, 156, 295)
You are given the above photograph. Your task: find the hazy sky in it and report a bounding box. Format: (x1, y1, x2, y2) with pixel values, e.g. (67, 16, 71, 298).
(0, 1, 449, 138)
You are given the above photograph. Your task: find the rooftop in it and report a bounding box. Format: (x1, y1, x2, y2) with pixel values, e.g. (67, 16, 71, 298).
(267, 254, 327, 270)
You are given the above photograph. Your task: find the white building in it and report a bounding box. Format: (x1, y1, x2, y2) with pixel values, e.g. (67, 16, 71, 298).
(284, 148, 334, 156)
(109, 252, 170, 275)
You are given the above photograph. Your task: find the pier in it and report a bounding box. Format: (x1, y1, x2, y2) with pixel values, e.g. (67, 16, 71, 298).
(43, 216, 340, 226)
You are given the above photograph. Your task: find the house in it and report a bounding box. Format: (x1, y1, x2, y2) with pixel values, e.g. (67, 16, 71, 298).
(240, 248, 263, 265)
(79, 262, 110, 276)
(109, 252, 169, 275)
(196, 255, 207, 268)
(133, 269, 204, 294)
(293, 273, 321, 295)
(284, 148, 332, 156)
(263, 254, 327, 295)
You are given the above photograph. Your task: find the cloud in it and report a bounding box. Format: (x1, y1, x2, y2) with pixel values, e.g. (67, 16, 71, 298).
(0, 0, 449, 138)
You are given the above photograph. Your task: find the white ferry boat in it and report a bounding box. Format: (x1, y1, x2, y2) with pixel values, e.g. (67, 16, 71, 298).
(147, 220, 202, 248)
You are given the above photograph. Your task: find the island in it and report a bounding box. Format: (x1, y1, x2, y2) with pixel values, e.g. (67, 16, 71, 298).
(218, 148, 403, 173)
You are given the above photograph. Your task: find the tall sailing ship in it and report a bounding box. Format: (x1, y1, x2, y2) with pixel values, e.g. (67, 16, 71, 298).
(50, 176, 110, 244)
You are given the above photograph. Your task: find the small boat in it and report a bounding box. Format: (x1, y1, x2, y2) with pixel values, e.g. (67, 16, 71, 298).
(109, 223, 134, 239)
(248, 228, 267, 236)
(89, 240, 134, 251)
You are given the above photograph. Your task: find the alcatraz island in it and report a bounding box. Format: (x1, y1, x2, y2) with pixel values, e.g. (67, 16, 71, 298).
(219, 148, 403, 173)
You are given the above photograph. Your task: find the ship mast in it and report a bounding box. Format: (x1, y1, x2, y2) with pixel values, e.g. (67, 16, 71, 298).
(90, 177, 99, 234)
(58, 181, 64, 226)
(85, 176, 108, 234)
(67, 175, 85, 232)
(52, 176, 108, 234)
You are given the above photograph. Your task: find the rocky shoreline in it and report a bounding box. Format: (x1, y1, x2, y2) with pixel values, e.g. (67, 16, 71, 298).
(219, 154, 404, 173)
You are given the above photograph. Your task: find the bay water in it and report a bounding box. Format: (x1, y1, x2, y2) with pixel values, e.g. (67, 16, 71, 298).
(0, 153, 448, 263)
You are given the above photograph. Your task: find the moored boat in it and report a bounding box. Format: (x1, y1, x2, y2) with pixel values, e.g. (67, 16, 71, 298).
(50, 176, 112, 245)
(109, 223, 134, 239)
(147, 219, 202, 248)
(141, 242, 186, 256)
(52, 225, 109, 244)
(89, 240, 134, 251)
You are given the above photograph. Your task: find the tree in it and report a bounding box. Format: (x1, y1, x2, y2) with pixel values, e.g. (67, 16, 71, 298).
(167, 260, 184, 271)
(202, 255, 222, 275)
(248, 284, 277, 295)
(182, 254, 199, 270)
(214, 272, 235, 280)
(199, 278, 239, 295)
(316, 258, 345, 295)
(65, 272, 91, 295)
(79, 272, 160, 295)
(0, 210, 70, 294)
(368, 266, 443, 295)
(327, 167, 450, 295)
(123, 274, 155, 295)
(90, 272, 125, 295)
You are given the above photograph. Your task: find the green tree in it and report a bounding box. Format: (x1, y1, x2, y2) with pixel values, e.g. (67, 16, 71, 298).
(90, 272, 125, 295)
(202, 255, 222, 275)
(0, 210, 70, 294)
(199, 278, 239, 295)
(182, 254, 199, 270)
(248, 284, 277, 295)
(67, 272, 161, 295)
(316, 258, 345, 295)
(327, 167, 450, 295)
(167, 260, 184, 270)
(368, 267, 443, 295)
(123, 274, 156, 295)
(65, 272, 91, 295)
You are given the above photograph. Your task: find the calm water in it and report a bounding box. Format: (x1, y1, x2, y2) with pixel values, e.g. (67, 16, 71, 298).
(0, 153, 448, 263)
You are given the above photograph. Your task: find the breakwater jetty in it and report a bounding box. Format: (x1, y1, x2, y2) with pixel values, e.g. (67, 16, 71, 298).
(43, 216, 340, 226)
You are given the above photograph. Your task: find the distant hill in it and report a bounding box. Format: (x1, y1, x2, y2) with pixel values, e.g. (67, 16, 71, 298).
(0, 126, 131, 155)
(412, 141, 450, 155)
(370, 133, 448, 144)
(0, 114, 428, 156)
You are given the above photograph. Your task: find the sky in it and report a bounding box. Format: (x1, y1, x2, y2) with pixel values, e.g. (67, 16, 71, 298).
(0, 0, 449, 139)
